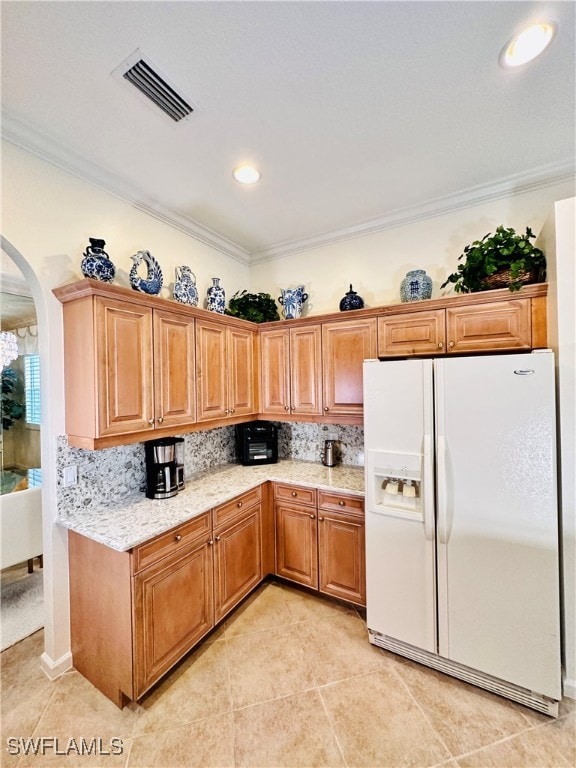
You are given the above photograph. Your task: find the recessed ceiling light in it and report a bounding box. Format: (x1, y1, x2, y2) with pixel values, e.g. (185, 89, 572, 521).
(233, 165, 261, 184)
(500, 22, 556, 68)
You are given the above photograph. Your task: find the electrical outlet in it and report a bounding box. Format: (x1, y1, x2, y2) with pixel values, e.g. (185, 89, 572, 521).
(327, 430, 339, 441)
(63, 465, 78, 487)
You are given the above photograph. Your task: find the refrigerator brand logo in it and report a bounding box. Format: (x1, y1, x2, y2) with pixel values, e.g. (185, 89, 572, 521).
(514, 369, 535, 375)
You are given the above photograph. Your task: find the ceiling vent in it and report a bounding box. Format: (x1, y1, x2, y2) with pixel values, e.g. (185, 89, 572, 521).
(113, 49, 196, 123)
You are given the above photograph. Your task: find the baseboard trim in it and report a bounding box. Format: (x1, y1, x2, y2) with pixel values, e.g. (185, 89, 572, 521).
(40, 650, 72, 680)
(562, 676, 576, 700)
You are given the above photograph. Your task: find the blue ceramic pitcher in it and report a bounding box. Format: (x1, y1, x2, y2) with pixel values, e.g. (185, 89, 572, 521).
(278, 286, 308, 319)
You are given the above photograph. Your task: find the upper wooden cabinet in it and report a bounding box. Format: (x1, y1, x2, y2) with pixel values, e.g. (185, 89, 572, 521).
(322, 318, 377, 418)
(196, 320, 256, 422)
(260, 325, 322, 417)
(377, 287, 547, 358)
(54, 284, 196, 449)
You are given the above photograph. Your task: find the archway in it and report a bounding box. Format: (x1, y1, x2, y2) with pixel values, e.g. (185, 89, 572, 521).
(1, 235, 72, 678)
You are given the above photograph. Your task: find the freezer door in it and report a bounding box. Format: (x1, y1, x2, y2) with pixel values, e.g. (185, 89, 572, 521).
(364, 359, 436, 653)
(435, 351, 561, 699)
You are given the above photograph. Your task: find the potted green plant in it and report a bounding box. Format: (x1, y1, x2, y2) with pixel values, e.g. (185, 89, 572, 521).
(1, 367, 24, 430)
(225, 290, 280, 323)
(441, 226, 546, 293)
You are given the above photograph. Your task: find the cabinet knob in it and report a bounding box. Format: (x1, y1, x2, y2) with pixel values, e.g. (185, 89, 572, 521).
(225, 408, 230, 414)
(174, 534, 182, 542)
(291, 491, 297, 497)
(323, 406, 329, 412)
(449, 341, 455, 347)
(290, 405, 295, 411)
(157, 416, 164, 424)
(338, 500, 345, 506)
(208, 539, 214, 546)
(309, 514, 315, 519)
(437, 342, 444, 349)
(215, 535, 221, 542)
(318, 516, 324, 521)
(230, 408, 235, 414)
(284, 405, 290, 411)
(237, 501, 243, 508)
(148, 418, 154, 425)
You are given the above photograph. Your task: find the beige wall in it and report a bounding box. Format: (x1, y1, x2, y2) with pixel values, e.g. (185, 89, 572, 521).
(250, 179, 576, 315)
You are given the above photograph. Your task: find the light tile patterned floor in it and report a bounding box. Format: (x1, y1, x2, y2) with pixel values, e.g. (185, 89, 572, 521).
(1, 580, 575, 767)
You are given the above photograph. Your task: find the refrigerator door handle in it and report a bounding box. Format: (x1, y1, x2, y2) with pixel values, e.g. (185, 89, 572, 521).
(423, 433, 435, 541)
(437, 434, 449, 544)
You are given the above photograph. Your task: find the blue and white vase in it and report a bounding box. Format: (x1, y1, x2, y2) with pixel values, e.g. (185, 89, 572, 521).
(206, 277, 226, 313)
(173, 266, 198, 306)
(279, 285, 308, 319)
(400, 269, 433, 302)
(81, 238, 115, 283)
(129, 250, 163, 295)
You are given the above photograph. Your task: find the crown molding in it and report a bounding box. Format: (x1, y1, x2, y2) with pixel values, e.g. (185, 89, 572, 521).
(1, 115, 251, 267)
(250, 161, 576, 264)
(3, 114, 574, 268)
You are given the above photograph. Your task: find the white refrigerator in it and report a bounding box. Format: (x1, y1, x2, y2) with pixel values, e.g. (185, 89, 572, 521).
(363, 350, 561, 715)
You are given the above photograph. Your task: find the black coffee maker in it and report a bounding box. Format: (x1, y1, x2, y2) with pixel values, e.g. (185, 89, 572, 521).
(144, 438, 179, 499)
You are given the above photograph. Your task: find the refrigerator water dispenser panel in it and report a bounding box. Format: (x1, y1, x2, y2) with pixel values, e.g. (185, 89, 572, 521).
(367, 450, 424, 518)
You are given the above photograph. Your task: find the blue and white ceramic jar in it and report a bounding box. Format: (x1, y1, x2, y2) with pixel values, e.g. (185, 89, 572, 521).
(81, 238, 115, 283)
(207, 277, 226, 313)
(173, 266, 199, 306)
(279, 285, 308, 319)
(400, 269, 433, 302)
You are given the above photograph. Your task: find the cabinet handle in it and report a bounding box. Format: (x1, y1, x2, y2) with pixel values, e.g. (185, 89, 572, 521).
(309, 514, 315, 519)
(449, 341, 455, 348)
(284, 405, 290, 411)
(225, 408, 230, 414)
(339, 500, 345, 506)
(237, 501, 243, 508)
(215, 535, 221, 542)
(323, 406, 329, 412)
(291, 491, 297, 497)
(290, 406, 295, 411)
(157, 416, 164, 424)
(230, 408, 235, 414)
(437, 342, 444, 349)
(148, 418, 154, 425)
(208, 539, 214, 546)
(174, 534, 182, 542)
(318, 516, 324, 521)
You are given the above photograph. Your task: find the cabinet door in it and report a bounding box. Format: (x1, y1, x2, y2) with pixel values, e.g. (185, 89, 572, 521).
(196, 320, 228, 421)
(290, 325, 322, 415)
(134, 541, 214, 698)
(322, 319, 377, 417)
(214, 506, 262, 623)
(446, 299, 532, 353)
(275, 503, 318, 588)
(228, 326, 256, 417)
(318, 512, 366, 606)
(378, 310, 446, 357)
(95, 297, 154, 437)
(260, 329, 290, 415)
(153, 310, 196, 429)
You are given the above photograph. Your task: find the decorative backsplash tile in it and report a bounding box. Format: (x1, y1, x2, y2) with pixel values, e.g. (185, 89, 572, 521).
(56, 421, 364, 517)
(276, 422, 364, 467)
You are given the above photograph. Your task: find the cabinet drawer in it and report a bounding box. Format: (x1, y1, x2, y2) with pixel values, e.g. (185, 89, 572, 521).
(212, 486, 261, 531)
(318, 491, 364, 517)
(132, 513, 211, 573)
(274, 483, 317, 507)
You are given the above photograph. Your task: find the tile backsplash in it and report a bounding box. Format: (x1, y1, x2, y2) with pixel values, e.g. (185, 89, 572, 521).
(56, 422, 364, 515)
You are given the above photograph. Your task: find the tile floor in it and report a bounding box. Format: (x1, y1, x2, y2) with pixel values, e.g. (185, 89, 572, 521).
(1, 579, 575, 767)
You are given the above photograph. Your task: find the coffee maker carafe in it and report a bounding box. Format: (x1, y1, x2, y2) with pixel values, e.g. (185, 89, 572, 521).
(145, 438, 179, 499)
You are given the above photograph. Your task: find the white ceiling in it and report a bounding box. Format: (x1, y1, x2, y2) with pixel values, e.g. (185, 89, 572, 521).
(1, 1, 575, 264)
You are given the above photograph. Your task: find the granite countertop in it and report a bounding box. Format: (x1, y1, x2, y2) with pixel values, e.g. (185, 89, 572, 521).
(57, 459, 365, 552)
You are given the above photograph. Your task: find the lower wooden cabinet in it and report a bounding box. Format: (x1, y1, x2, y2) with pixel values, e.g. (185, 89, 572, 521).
(274, 483, 366, 606)
(68, 481, 363, 708)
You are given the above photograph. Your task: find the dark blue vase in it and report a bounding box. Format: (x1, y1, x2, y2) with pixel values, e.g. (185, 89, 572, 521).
(81, 238, 115, 283)
(339, 284, 365, 311)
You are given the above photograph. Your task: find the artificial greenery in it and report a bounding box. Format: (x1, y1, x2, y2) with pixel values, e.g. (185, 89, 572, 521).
(225, 290, 280, 323)
(1, 367, 25, 430)
(441, 226, 546, 293)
